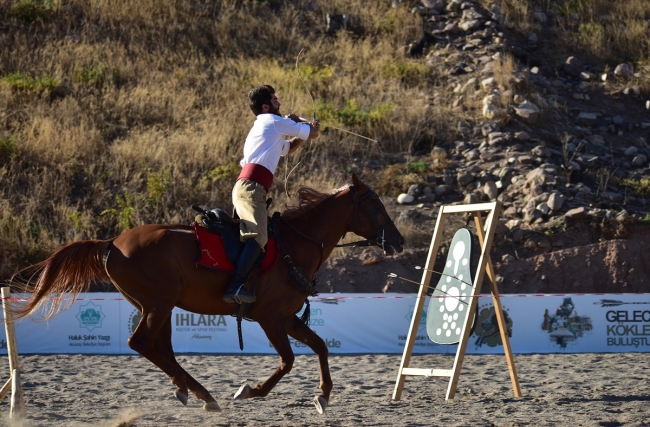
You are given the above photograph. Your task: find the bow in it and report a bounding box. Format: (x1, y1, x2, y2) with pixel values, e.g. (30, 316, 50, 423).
(285, 48, 316, 198)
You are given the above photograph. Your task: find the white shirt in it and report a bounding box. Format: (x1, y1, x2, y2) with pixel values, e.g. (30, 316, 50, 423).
(240, 114, 311, 173)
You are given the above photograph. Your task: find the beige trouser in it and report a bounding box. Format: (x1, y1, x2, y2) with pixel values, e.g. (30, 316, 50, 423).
(232, 179, 268, 251)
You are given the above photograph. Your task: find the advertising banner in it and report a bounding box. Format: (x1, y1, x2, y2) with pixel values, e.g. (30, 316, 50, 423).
(1, 293, 648, 355)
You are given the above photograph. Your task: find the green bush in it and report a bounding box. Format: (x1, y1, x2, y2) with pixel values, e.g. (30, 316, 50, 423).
(2, 72, 57, 93)
(101, 193, 137, 232)
(317, 99, 393, 127)
(381, 61, 432, 81)
(146, 169, 171, 206)
(11, 0, 54, 22)
(621, 178, 650, 197)
(73, 64, 115, 88)
(408, 160, 428, 174)
(0, 136, 18, 165)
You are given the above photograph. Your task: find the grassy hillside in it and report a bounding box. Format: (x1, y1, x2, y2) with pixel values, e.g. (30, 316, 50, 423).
(1, 0, 649, 280)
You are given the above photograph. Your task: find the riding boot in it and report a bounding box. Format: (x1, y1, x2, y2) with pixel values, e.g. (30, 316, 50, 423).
(223, 239, 263, 304)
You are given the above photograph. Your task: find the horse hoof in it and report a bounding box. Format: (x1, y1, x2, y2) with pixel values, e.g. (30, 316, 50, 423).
(203, 401, 222, 412)
(234, 384, 250, 400)
(174, 389, 188, 406)
(313, 395, 327, 414)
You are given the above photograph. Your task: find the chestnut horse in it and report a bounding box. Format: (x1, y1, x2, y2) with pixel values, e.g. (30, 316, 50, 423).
(14, 173, 404, 414)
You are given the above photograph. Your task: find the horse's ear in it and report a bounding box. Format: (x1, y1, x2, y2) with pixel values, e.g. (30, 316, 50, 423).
(352, 172, 366, 189)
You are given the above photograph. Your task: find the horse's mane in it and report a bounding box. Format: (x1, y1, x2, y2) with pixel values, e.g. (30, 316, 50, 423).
(281, 185, 349, 221)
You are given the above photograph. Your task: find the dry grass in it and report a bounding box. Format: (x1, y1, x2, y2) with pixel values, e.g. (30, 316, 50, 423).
(1, 0, 650, 280)
(0, 0, 438, 279)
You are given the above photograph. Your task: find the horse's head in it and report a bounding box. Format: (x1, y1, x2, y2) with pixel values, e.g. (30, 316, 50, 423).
(348, 173, 405, 255)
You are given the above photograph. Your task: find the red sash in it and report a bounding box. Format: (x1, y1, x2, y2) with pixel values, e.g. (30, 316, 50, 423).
(237, 163, 273, 192)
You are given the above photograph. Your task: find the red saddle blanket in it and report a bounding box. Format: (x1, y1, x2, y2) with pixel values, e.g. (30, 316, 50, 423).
(193, 223, 279, 274)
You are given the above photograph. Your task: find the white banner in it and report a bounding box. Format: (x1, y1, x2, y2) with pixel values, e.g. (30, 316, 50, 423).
(1, 293, 649, 354)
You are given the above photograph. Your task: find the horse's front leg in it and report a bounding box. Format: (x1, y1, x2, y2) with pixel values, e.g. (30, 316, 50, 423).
(284, 315, 332, 414)
(234, 318, 295, 400)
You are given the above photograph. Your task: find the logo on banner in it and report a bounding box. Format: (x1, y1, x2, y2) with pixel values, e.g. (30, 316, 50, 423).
(406, 305, 427, 332)
(542, 297, 592, 349)
(128, 309, 142, 335)
(75, 301, 106, 332)
(472, 303, 513, 348)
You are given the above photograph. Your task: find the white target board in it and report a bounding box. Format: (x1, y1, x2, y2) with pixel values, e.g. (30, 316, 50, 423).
(426, 228, 477, 344)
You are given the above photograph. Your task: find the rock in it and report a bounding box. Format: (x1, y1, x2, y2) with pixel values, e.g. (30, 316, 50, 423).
(505, 219, 522, 230)
(483, 181, 498, 200)
(514, 101, 541, 124)
(517, 155, 535, 164)
(537, 202, 550, 215)
(434, 185, 451, 195)
(547, 193, 566, 211)
(624, 146, 638, 157)
(443, 22, 460, 34)
(531, 145, 551, 157)
(481, 77, 496, 90)
(576, 112, 598, 126)
(397, 193, 415, 204)
(563, 56, 582, 77)
(431, 146, 447, 158)
(533, 11, 547, 24)
(459, 19, 482, 32)
(515, 131, 530, 141)
(632, 154, 648, 167)
(460, 78, 478, 93)
(407, 184, 421, 197)
(523, 206, 542, 223)
(565, 207, 587, 219)
(464, 149, 480, 161)
(614, 63, 634, 80)
(605, 191, 624, 203)
(418, 193, 436, 203)
(580, 71, 595, 80)
(464, 193, 480, 204)
(588, 134, 606, 146)
(503, 206, 519, 218)
(457, 171, 475, 186)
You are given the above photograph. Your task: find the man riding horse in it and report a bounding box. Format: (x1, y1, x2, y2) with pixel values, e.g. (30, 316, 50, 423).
(223, 84, 321, 304)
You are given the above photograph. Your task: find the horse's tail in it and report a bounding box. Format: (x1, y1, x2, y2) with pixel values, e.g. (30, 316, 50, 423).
(11, 239, 112, 320)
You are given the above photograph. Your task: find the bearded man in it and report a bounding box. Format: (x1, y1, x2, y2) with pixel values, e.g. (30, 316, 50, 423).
(223, 84, 320, 304)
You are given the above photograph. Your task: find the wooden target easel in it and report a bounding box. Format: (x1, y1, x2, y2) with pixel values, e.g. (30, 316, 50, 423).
(392, 202, 521, 401)
(1, 287, 25, 418)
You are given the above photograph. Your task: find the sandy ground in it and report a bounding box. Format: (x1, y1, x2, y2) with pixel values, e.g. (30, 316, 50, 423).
(1, 353, 649, 427)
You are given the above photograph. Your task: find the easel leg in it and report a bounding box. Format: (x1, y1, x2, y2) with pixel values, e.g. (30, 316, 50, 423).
(473, 212, 522, 397)
(392, 210, 448, 400)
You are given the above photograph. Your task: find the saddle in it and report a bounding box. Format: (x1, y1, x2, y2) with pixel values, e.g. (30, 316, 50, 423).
(192, 205, 243, 266)
(190, 204, 279, 273)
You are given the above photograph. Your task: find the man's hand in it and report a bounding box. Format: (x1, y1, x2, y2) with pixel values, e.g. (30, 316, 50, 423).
(285, 113, 302, 123)
(308, 120, 320, 139)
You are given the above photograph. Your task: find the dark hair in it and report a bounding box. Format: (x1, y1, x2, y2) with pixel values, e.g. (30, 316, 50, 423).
(248, 85, 275, 115)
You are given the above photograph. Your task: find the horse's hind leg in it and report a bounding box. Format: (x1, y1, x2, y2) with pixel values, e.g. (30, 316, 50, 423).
(130, 308, 221, 412)
(153, 314, 221, 411)
(284, 315, 332, 414)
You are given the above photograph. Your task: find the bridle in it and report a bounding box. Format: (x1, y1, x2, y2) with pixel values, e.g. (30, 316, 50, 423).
(271, 185, 396, 293)
(278, 185, 394, 251)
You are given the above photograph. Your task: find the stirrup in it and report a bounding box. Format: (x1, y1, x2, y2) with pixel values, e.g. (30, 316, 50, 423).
(223, 284, 256, 304)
